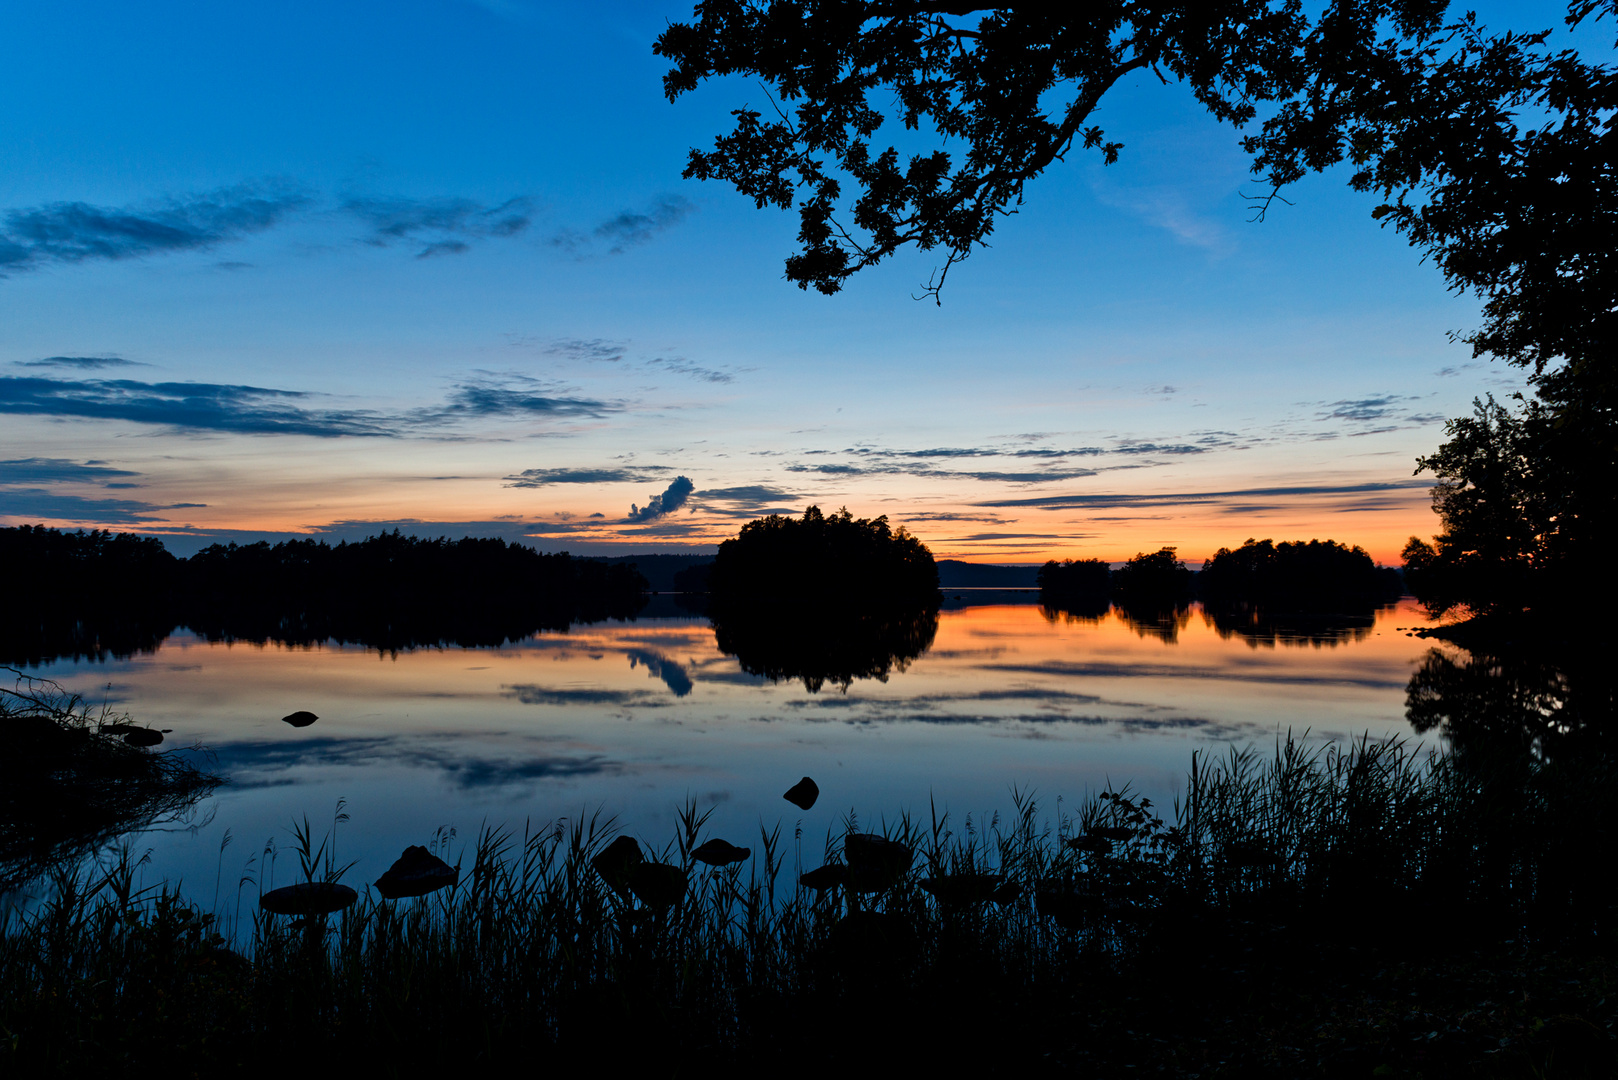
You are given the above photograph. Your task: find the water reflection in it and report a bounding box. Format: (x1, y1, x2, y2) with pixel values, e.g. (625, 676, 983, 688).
(1405, 642, 1614, 760)
(16, 599, 1450, 899)
(709, 603, 940, 692)
(1201, 604, 1385, 648)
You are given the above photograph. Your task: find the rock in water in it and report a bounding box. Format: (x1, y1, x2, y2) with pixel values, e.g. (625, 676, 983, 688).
(691, 838, 751, 866)
(628, 862, 686, 909)
(122, 728, 163, 747)
(374, 845, 458, 899)
(844, 833, 913, 892)
(591, 835, 643, 896)
(281, 711, 319, 728)
(799, 864, 846, 892)
(260, 881, 358, 916)
(783, 776, 819, 810)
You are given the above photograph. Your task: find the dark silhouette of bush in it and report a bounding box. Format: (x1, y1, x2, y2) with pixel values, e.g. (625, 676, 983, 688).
(707, 506, 937, 605)
(1200, 538, 1403, 611)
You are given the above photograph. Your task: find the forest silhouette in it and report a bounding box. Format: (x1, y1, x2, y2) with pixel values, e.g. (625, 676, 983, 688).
(1, 525, 648, 663)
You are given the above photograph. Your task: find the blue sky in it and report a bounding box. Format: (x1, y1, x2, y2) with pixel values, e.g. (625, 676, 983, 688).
(1, 1, 1587, 561)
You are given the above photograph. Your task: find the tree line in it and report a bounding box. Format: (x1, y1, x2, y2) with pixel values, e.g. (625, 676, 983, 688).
(1, 526, 648, 663)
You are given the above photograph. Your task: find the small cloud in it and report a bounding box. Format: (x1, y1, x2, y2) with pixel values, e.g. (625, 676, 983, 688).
(646, 356, 734, 384)
(340, 194, 533, 258)
(594, 195, 694, 252)
(552, 196, 696, 257)
(13, 355, 146, 370)
(1321, 395, 1407, 422)
(543, 338, 627, 363)
(628, 475, 695, 522)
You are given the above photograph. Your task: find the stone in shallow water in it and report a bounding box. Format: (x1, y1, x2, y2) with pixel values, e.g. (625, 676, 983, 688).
(374, 845, 458, 899)
(922, 872, 1007, 906)
(260, 881, 359, 916)
(799, 864, 846, 891)
(591, 835, 643, 896)
(628, 862, 686, 909)
(691, 838, 751, 866)
(281, 711, 319, 728)
(783, 776, 819, 811)
(844, 833, 913, 892)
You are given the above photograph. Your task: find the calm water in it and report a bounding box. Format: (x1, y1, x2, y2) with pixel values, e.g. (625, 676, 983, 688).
(22, 597, 1438, 897)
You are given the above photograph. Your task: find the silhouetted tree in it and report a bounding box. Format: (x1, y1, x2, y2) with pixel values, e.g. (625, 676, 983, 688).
(657, 3, 1614, 317)
(1111, 547, 1194, 610)
(1201, 538, 1402, 610)
(707, 505, 938, 604)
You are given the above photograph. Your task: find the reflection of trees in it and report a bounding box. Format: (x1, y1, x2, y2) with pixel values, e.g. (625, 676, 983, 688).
(1200, 602, 1388, 649)
(710, 603, 939, 693)
(1111, 602, 1193, 645)
(1039, 597, 1109, 626)
(1405, 645, 1613, 760)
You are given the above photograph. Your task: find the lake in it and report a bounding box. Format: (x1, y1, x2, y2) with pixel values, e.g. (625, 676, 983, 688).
(15, 594, 1440, 900)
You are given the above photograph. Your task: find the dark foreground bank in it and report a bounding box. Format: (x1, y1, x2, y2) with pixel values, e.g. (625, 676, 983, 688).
(3, 732, 1615, 1077)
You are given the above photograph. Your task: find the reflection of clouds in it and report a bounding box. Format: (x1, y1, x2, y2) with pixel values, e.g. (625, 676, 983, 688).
(769, 706, 1251, 737)
(767, 684, 1252, 735)
(983, 661, 1407, 691)
(626, 649, 693, 697)
(502, 684, 668, 707)
(210, 734, 621, 791)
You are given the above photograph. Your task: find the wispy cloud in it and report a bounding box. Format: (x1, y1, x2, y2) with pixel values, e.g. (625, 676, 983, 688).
(414, 371, 613, 425)
(0, 183, 310, 274)
(0, 371, 614, 438)
(0, 488, 203, 525)
(627, 475, 695, 522)
(12, 355, 146, 370)
(0, 457, 138, 484)
(340, 195, 533, 258)
(551, 195, 696, 256)
(541, 338, 628, 363)
(504, 466, 671, 488)
(976, 479, 1432, 514)
(646, 356, 734, 384)
(0, 375, 391, 437)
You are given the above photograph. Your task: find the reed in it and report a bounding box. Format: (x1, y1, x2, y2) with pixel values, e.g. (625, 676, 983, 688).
(2, 732, 1614, 1072)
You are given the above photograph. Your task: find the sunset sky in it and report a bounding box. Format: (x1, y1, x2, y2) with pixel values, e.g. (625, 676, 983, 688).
(2, 1, 1580, 564)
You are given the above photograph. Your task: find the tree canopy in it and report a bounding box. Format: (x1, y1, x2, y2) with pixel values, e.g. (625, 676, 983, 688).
(707, 504, 938, 604)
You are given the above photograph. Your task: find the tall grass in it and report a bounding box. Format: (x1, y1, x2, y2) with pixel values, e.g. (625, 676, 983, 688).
(2, 732, 1614, 1071)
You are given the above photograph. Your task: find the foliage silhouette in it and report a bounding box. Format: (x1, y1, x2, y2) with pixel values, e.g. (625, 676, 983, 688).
(1036, 557, 1110, 615)
(1111, 547, 1194, 610)
(657, 2, 1614, 317)
(707, 505, 938, 604)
